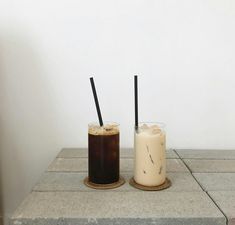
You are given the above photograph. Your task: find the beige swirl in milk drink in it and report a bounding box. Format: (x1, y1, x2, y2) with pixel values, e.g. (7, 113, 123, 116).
(134, 123, 166, 186)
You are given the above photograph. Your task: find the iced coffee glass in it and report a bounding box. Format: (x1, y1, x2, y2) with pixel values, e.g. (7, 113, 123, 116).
(134, 122, 166, 186)
(88, 122, 119, 184)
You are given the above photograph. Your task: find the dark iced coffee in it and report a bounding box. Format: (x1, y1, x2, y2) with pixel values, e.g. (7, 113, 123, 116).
(88, 123, 119, 184)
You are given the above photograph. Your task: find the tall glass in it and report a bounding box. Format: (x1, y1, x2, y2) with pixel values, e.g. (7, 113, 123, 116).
(134, 122, 166, 186)
(88, 122, 119, 184)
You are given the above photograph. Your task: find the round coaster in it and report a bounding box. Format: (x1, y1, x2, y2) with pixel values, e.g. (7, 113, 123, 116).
(129, 177, 171, 191)
(84, 176, 125, 190)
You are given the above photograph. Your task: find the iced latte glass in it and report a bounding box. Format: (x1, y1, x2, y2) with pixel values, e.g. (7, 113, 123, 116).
(134, 122, 166, 186)
(88, 122, 119, 184)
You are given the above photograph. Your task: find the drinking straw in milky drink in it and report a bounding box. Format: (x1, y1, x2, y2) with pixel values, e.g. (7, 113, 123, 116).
(133, 75, 167, 187)
(134, 75, 138, 130)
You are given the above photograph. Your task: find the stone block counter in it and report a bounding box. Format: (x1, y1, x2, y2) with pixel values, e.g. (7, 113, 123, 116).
(10, 149, 235, 225)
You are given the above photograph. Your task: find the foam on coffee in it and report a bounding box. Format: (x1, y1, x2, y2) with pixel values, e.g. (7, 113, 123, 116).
(89, 124, 119, 136)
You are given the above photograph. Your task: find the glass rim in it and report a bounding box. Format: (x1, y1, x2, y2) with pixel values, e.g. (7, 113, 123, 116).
(136, 122, 166, 128)
(88, 121, 119, 127)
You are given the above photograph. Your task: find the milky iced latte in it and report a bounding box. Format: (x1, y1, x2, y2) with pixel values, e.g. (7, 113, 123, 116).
(134, 123, 166, 186)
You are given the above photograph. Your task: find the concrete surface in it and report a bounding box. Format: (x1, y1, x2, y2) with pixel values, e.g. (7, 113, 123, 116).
(183, 159, 235, 173)
(11, 149, 235, 225)
(193, 173, 235, 191)
(47, 158, 189, 173)
(58, 148, 179, 159)
(208, 191, 235, 225)
(176, 150, 235, 159)
(11, 192, 225, 225)
(33, 172, 202, 192)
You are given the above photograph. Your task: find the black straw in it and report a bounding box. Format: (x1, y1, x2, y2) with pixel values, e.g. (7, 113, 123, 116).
(90, 77, 103, 126)
(134, 75, 138, 129)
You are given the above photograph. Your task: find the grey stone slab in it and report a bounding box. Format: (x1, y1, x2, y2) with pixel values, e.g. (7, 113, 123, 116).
(167, 149, 179, 158)
(184, 159, 235, 173)
(176, 149, 235, 159)
(57, 148, 133, 158)
(33, 172, 202, 192)
(194, 173, 235, 191)
(209, 191, 235, 225)
(47, 158, 189, 173)
(167, 159, 190, 172)
(47, 158, 87, 172)
(57, 148, 87, 158)
(57, 148, 179, 159)
(11, 191, 225, 225)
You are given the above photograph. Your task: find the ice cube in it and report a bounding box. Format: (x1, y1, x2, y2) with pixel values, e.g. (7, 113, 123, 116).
(152, 128, 161, 134)
(137, 124, 149, 133)
(141, 124, 149, 129)
(150, 125, 160, 129)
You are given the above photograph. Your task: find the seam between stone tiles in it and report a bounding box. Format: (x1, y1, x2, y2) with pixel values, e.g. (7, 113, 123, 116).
(185, 171, 235, 174)
(177, 158, 235, 160)
(56, 156, 136, 159)
(174, 150, 193, 173)
(57, 156, 178, 160)
(46, 170, 191, 173)
(206, 192, 229, 225)
(174, 149, 228, 225)
(32, 190, 203, 193)
(46, 171, 88, 173)
(56, 156, 86, 159)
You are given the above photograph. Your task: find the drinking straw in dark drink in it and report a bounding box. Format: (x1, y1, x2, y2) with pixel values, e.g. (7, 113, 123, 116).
(134, 75, 138, 130)
(90, 77, 103, 126)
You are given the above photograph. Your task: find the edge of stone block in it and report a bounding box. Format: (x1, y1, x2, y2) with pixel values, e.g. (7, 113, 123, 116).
(9, 217, 226, 225)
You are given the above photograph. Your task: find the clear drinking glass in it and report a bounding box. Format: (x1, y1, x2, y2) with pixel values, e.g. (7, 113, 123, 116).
(134, 122, 166, 186)
(88, 122, 120, 184)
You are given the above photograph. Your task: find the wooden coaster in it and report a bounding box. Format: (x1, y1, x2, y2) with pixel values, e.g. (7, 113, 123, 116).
(129, 177, 171, 191)
(84, 176, 125, 190)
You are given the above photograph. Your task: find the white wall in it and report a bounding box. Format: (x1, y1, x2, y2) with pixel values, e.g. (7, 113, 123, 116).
(1, 0, 235, 223)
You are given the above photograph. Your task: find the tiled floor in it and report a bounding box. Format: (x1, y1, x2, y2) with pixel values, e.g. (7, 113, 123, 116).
(175, 149, 235, 225)
(33, 172, 202, 192)
(10, 148, 235, 225)
(47, 158, 190, 173)
(57, 148, 179, 159)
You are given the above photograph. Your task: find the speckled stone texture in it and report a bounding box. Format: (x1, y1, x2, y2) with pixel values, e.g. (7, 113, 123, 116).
(47, 158, 189, 173)
(11, 149, 235, 225)
(33, 172, 202, 192)
(183, 159, 235, 173)
(178, 150, 235, 225)
(176, 149, 235, 159)
(11, 192, 225, 225)
(208, 191, 235, 225)
(193, 173, 235, 191)
(57, 148, 179, 159)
